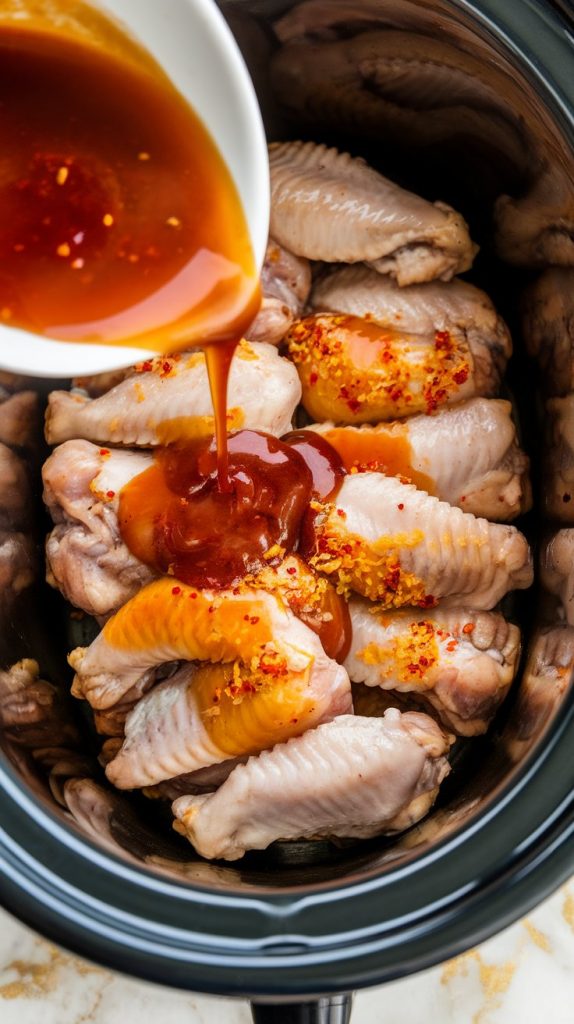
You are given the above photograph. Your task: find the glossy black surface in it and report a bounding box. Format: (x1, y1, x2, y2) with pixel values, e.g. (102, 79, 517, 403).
(1, 0, 573, 1004)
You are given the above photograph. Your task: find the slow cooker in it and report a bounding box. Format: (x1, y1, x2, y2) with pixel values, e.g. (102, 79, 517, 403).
(1, 2, 573, 1022)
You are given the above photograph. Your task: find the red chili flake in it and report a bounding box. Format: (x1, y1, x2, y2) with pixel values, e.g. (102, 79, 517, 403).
(462, 622, 475, 635)
(106, 490, 115, 499)
(138, 359, 153, 373)
(342, 543, 353, 555)
(309, 371, 318, 385)
(418, 594, 437, 608)
(189, 592, 198, 599)
(381, 348, 393, 363)
(563, 493, 572, 503)
(337, 508, 346, 518)
(384, 565, 401, 592)
(460, 495, 466, 503)
(208, 605, 214, 614)
(243, 614, 250, 621)
(446, 640, 457, 652)
(250, 616, 260, 625)
(160, 360, 172, 377)
(290, 718, 298, 724)
(453, 367, 469, 386)
(171, 586, 181, 596)
(232, 587, 240, 595)
(407, 663, 420, 675)
(419, 656, 429, 667)
(434, 330, 451, 349)
(388, 386, 404, 403)
(397, 503, 404, 511)
(286, 566, 297, 575)
(339, 385, 361, 414)
(99, 448, 110, 457)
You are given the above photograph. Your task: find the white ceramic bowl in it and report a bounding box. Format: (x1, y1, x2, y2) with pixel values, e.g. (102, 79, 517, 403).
(0, 0, 269, 377)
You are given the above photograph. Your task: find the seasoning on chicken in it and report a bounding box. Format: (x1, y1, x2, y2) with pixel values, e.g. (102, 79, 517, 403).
(345, 601, 520, 735)
(246, 237, 311, 345)
(287, 313, 479, 423)
(43, 440, 155, 617)
(269, 141, 477, 285)
(542, 396, 574, 522)
(68, 577, 353, 713)
(540, 529, 574, 626)
(45, 340, 301, 447)
(522, 269, 574, 396)
(311, 265, 512, 390)
(306, 473, 532, 609)
(495, 165, 574, 268)
(171, 710, 452, 860)
(310, 397, 530, 521)
(105, 631, 351, 789)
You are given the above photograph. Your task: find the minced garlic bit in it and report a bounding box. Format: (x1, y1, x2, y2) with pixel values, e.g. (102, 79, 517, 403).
(56, 242, 71, 258)
(56, 166, 69, 186)
(102, 213, 114, 227)
(137, 151, 151, 161)
(166, 216, 181, 228)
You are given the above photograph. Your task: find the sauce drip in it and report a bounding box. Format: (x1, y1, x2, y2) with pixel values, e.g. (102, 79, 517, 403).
(282, 430, 346, 501)
(119, 430, 313, 590)
(321, 427, 436, 493)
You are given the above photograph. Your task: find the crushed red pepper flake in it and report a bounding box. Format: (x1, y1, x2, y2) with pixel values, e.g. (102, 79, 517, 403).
(171, 586, 181, 595)
(462, 622, 475, 634)
(106, 490, 115, 498)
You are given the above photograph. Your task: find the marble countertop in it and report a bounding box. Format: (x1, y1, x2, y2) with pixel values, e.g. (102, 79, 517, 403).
(1, 879, 573, 1023)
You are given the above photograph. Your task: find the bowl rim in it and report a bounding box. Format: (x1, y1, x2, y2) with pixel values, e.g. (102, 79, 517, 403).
(1, 0, 574, 998)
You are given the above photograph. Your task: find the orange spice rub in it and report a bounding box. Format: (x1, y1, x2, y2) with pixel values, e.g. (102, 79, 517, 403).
(286, 313, 472, 424)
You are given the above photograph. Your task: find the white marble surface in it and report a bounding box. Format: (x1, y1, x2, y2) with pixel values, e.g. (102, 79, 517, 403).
(1, 879, 573, 1023)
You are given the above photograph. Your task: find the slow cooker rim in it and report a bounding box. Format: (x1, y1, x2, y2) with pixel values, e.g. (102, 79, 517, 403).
(1, 675, 573, 994)
(2, 0, 574, 997)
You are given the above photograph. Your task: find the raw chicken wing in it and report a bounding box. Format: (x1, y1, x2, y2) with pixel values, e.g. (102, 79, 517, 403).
(172, 710, 451, 860)
(106, 631, 351, 789)
(346, 601, 520, 734)
(46, 341, 301, 447)
(307, 473, 532, 608)
(312, 265, 511, 390)
(310, 397, 530, 520)
(269, 141, 476, 285)
(43, 440, 154, 617)
(69, 577, 352, 711)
